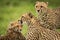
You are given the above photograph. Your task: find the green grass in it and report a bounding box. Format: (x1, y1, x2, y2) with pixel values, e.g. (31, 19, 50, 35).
(0, 2, 37, 35)
(0, 2, 60, 36)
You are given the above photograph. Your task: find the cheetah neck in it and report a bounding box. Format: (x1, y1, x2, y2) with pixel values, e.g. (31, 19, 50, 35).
(27, 17, 42, 29)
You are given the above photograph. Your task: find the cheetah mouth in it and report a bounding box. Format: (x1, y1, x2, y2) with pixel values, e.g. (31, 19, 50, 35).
(40, 10, 43, 13)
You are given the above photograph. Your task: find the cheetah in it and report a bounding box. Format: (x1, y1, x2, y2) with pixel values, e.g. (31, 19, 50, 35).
(19, 13, 60, 40)
(8, 20, 23, 32)
(35, 1, 60, 30)
(0, 20, 26, 40)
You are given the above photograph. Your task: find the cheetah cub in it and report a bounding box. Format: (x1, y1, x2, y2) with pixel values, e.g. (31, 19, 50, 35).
(0, 20, 26, 40)
(35, 1, 60, 30)
(19, 13, 60, 40)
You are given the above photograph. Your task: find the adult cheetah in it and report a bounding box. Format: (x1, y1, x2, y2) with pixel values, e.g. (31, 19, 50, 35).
(0, 20, 26, 40)
(19, 13, 60, 40)
(35, 1, 60, 30)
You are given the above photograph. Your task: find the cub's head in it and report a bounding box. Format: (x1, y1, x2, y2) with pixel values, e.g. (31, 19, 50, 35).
(20, 13, 35, 25)
(35, 1, 48, 13)
(8, 20, 23, 32)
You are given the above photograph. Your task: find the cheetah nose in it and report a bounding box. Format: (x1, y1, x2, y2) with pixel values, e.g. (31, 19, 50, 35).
(37, 10, 40, 12)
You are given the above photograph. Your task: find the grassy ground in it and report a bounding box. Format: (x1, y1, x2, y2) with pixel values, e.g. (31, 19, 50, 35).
(0, 2, 60, 36)
(0, 2, 37, 36)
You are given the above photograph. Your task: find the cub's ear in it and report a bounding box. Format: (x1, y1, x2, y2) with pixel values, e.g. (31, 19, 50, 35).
(10, 22, 14, 26)
(45, 2, 48, 5)
(36, 1, 40, 4)
(18, 20, 23, 24)
(28, 13, 33, 18)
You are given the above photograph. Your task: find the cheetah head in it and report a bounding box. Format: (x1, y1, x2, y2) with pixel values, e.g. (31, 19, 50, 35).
(35, 1, 48, 13)
(20, 13, 35, 25)
(8, 20, 23, 32)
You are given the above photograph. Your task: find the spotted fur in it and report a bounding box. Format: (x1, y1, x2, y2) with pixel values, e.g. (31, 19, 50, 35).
(0, 20, 26, 40)
(20, 13, 60, 40)
(35, 1, 60, 30)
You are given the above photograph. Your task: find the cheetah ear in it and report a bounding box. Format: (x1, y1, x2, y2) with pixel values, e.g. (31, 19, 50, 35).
(10, 23, 14, 26)
(18, 20, 23, 24)
(36, 1, 40, 4)
(45, 2, 48, 5)
(28, 13, 33, 18)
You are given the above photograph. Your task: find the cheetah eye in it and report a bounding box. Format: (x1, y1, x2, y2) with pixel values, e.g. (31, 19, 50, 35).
(30, 15, 33, 18)
(11, 23, 14, 26)
(40, 6, 43, 8)
(28, 13, 33, 18)
(36, 6, 38, 8)
(17, 25, 19, 27)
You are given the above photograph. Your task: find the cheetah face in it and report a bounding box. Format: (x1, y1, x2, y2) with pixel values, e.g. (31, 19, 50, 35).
(9, 20, 23, 32)
(35, 1, 48, 13)
(20, 13, 34, 24)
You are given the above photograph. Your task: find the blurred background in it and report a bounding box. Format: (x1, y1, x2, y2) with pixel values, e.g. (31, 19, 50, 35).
(0, 0, 60, 36)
